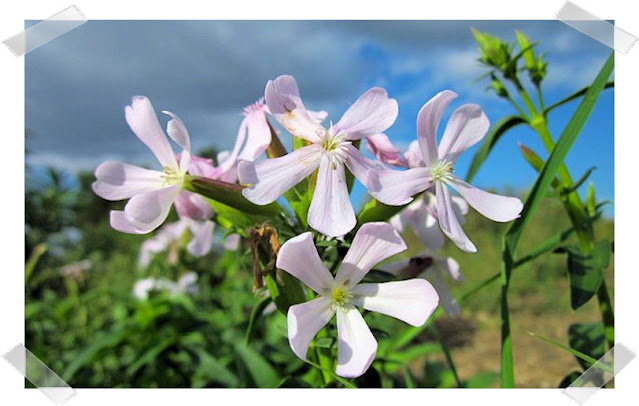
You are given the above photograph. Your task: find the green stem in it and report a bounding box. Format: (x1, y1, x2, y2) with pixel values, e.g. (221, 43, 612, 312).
(536, 84, 545, 113)
(431, 324, 462, 387)
(596, 281, 615, 349)
(520, 85, 613, 349)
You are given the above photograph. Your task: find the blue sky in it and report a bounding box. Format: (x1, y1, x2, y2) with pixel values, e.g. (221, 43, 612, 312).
(24, 20, 614, 216)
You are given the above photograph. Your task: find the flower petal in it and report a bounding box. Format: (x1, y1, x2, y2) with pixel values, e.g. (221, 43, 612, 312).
(120, 185, 181, 234)
(110, 210, 146, 234)
(239, 145, 322, 205)
(224, 234, 241, 251)
(276, 232, 335, 294)
(264, 75, 325, 143)
(307, 154, 356, 238)
(287, 297, 335, 361)
(405, 140, 425, 168)
(335, 222, 407, 287)
(366, 166, 432, 206)
(352, 279, 439, 326)
(366, 133, 407, 167)
(186, 220, 215, 257)
(92, 161, 164, 201)
(417, 90, 458, 165)
(449, 177, 523, 222)
(438, 104, 489, 162)
(424, 270, 460, 316)
(401, 198, 445, 252)
(162, 111, 191, 153)
(334, 88, 398, 140)
(238, 111, 271, 161)
(435, 182, 476, 253)
(436, 256, 462, 282)
(163, 111, 192, 173)
(335, 306, 377, 378)
(174, 190, 213, 221)
(125, 96, 177, 169)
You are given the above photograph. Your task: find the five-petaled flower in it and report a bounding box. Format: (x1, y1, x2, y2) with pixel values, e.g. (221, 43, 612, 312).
(376, 90, 524, 252)
(93, 96, 193, 234)
(238, 75, 403, 238)
(277, 222, 439, 378)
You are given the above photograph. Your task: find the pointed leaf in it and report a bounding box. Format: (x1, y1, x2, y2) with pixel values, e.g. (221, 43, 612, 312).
(567, 240, 611, 310)
(568, 322, 606, 371)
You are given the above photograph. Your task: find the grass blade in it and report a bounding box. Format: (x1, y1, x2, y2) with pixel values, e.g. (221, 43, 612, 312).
(499, 52, 614, 387)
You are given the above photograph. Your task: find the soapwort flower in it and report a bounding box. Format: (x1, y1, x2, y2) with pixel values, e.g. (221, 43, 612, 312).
(377, 90, 523, 252)
(93, 96, 193, 234)
(238, 75, 402, 237)
(277, 222, 439, 377)
(138, 219, 216, 268)
(133, 272, 199, 300)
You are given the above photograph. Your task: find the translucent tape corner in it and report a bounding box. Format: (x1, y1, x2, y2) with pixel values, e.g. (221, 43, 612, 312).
(2, 5, 87, 57)
(563, 343, 636, 404)
(2, 343, 76, 405)
(556, 1, 637, 54)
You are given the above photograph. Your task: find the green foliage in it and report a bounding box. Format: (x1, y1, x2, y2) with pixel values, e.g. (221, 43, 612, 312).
(566, 240, 611, 310)
(568, 323, 606, 371)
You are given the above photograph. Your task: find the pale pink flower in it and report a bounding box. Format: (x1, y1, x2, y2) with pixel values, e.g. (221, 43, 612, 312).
(366, 133, 407, 167)
(278, 222, 439, 378)
(239, 75, 402, 237)
(382, 254, 463, 317)
(92, 96, 192, 234)
(374, 90, 523, 252)
(390, 191, 469, 252)
(133, 272, 199, 300)
(138, 219, 215, 268)
(173, 154, 235, 222)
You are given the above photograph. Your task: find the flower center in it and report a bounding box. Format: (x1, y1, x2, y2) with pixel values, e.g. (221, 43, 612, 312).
(161, 166, 184, 187)
(330, 285, 352, 307)
(320, 127, 350, 169)
(431, 160, 454, 183)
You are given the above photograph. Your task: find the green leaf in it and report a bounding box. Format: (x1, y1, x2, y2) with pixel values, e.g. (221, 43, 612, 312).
(386, 342, 440, 364)
(245, 296, 272, 344)
(234, 342, 281, 388)
(518, 143, 560, 189)
(503, 51, 614, 254)
(528, 331, 612, 373)
(208, 198, 271, 230)
(25, 243, 47, 285)
(515, 30, 535, 70)
(277, 377, 312, 388)
(567, 240, 611, 310)
(62, 326, 130, 381)
(559, 371, 584, 388)
(313, 337, 337, 349)
(586, 182, 596, 216)
(465, 116, 526, 182)
(265, 270, 306, 315)
(545, 81, 614, 115)
(126, 335, 176, 376)
(356, 198, 406, 226)
(465, 371, 499, 388)
(560, 166, 597, 197)
(185, 176, 281, 217)
(568, 323, 606, 371)
(192, 349, 239, 387)
(305, 360, 357, 388)
(499, 52, 614, 387)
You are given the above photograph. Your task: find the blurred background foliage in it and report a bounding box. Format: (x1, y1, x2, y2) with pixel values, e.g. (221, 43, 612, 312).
(24, 160, 613, 388)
